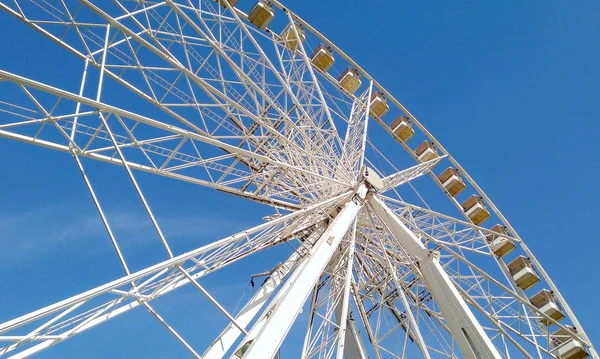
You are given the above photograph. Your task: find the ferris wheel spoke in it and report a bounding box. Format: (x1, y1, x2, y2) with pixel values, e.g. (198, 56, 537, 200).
(132, 0, 343, 179)
(118, 2, 288, 136)
(1, 1, 332, 178)
(340, 83, 372, 178)
(115, 0, 352, 194)
(207, 0, 345, 175)
(366, 194, 503, 358)
(82, 0, 335, 169)
(279, 10, 344, 168)
(371, 196, 593, 358)
(379, 156, 446, 193)
(202, 235, 319, 359)
(268, 42, 345, 181)
(0, 70, 351, 207)
(0, 192, 349, 358)
(0, 2, 215, 136)
(381, 196, 518, 255)
(1, 0, 354, 203)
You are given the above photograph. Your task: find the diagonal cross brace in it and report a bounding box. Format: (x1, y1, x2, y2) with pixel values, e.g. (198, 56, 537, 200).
(237, 186, 367, 359)
(367, 194, 502, 359)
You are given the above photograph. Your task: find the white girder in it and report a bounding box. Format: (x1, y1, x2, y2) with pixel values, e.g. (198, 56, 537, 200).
(238, 185, 366, 359)
(202, 236, 315, 359)
(342, 83, 372, 179)
(0, 193, 348, 358)
(368, 194, 502, 359)
(0, 1, 595, 359)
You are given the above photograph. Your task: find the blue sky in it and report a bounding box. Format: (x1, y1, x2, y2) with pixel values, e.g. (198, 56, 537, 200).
(0, 0, 599, 358)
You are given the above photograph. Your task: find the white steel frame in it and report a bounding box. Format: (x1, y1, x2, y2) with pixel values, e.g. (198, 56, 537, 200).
(0, 1, 595, 359)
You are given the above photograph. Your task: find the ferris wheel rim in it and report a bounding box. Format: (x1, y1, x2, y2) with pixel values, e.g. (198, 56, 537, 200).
(0, 1, 595, 358)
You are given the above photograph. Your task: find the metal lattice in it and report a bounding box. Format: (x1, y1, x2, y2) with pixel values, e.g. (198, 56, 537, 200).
(0, 1, 595, 359)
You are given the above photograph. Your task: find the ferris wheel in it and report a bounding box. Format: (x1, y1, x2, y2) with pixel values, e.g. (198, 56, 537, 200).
(0, 0, 595, 358)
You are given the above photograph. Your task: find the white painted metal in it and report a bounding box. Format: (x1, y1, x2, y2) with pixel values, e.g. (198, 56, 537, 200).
(203, 248, 307, 359)
(240, 186, 366, 359)
(368, 194, 502, 359)
(0, 1, 594, 358)
(269, 5, 597, 356)
(341, 314, 369, 359)
(0, 194, 348, 357)
(335, 220, 358, 359)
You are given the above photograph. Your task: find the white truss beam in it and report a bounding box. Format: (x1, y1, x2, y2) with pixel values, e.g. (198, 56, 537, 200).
(0, 128, 298, 210)
(368, 194, 502, 359)
(0, 193, 349, 358)
(380, 156, 445, 193)
(202, 239, 314, 359)
(340, 313, 369, 359)
(0, 69, 341, 185)
(170, 1, 342, 175)
(238, 186, 366, 359)
(335, 220, 358, 359)
(0, 1, 595, 359)
(0, 70, 351, 208)
(341, 83, 372, 178)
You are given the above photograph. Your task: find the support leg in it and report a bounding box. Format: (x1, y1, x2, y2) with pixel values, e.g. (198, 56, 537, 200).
(368, 194, 501, 359)
(202, 249, 306, 359)
(334, 220, 361, 359)
(238, 192, 364, 359)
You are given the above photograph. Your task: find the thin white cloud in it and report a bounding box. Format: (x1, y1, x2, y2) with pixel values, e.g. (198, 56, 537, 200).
(0, 203, 251, 265)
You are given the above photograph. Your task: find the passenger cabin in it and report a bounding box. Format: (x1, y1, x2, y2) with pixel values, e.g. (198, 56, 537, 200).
(248, 0, 274, 29)
(530, 289, 565, 325)
(216, 0, 238, 7)
(438, 167, 466, 197)
(338, 67, 362, 94)
(369, 92, 389, 118)
(461, 195, 491, 225)
(414, 141, 438, 162)
(507, 256, 540, 290)
(485, 224, 515, 257)
(311, 44, 335, 72)
(281, 22, 305, 51)
(551, 327, 590, 359)
(390, 116, 414, 142)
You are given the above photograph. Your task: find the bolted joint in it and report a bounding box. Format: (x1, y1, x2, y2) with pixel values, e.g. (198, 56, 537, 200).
(416, 249, 441, 266)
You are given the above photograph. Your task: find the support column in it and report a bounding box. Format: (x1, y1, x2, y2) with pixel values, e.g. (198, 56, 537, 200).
(238, 189, 365, 359)
(334, 222, 368, 359)
(202, 250, 304, 359)
(368, 194, 501, 359)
